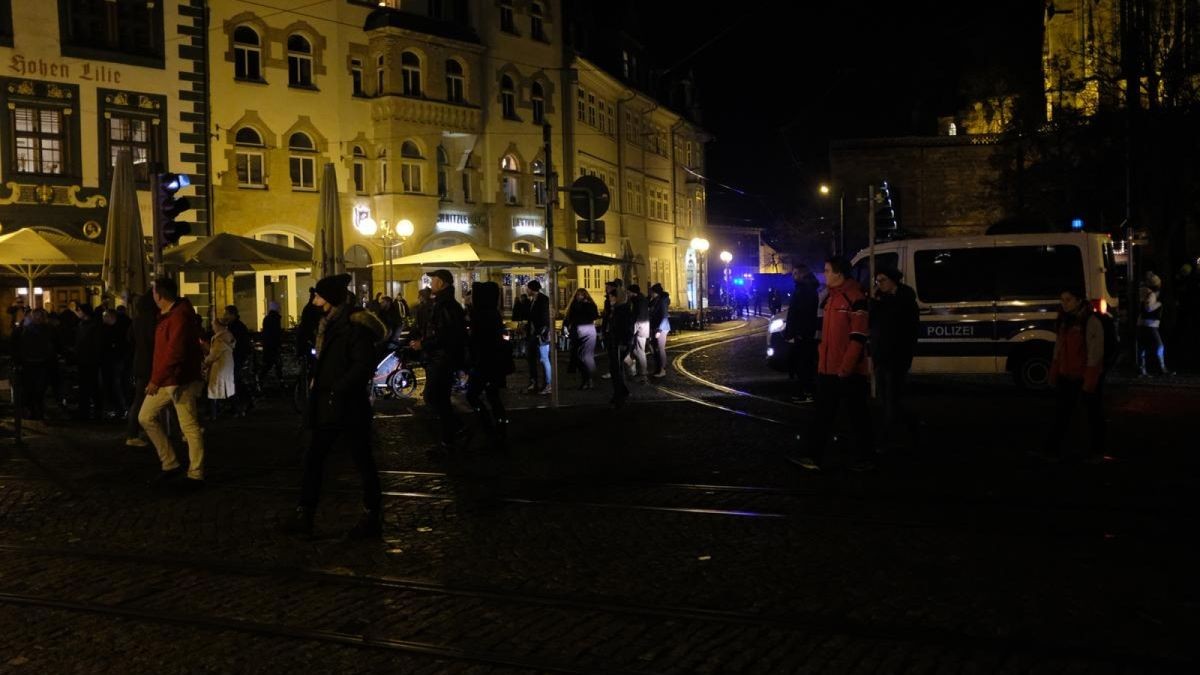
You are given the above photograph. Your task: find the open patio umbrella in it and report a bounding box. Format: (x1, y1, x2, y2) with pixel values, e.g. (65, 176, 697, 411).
(161, 232, 311, 274)
(373, 242, 546, 269)
(311, 163, 345, 279)
(101, 150, 149, 300)
(537, 246, 634, 267)
(0, 229, 105, 298)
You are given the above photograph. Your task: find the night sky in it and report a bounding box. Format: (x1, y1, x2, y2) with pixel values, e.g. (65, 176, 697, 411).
(638, 1, 1046, 227)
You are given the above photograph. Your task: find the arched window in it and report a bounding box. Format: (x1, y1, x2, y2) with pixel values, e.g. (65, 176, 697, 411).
(352, 145, 367, 193)
(376, 54, 386, 95)
(500, 75, 516, 118)
(233, 26, 262, 80)
(400, 141, 423, 193)
(287, 34, 313, 87)
(445, 59, 465, 103)
(531, 3, 546, 41)
(531, 159, 547, 206)
(531, 81, 545, 124)
(401, 51, 422, 96)
(288, 132, 316, 190)
(234, 127, 264, 187)
(501, 153, 520, 205)
(437, 146, 450, 200)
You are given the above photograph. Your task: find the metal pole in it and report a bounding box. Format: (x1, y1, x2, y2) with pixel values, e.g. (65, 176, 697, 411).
(151, 172, 163, 277)
(838, 193, 845, 257)
(868, 185, 877, 399)
(543, 123, 559, 408)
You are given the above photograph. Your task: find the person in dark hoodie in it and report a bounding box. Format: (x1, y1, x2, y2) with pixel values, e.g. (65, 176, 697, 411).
(124, 292, 159, 447)
(647, 283, 671, 378)
(412, 270, 468, 450)
(784, 264, 820, 403)
(284, 273, 387, 538)
(258, 301, 284, 388)
(604, 284, 634, 407)
(870, 267, 922, 452)
(72, 303, 104, 420)
(465, 281, 511, 443)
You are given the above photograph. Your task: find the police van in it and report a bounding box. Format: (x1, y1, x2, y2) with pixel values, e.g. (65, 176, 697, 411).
(767, 232, 1121, 389)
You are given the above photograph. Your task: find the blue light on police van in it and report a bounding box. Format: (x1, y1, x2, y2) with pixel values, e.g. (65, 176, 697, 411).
(733, 278, 745, 286)
(1071, 218, 1084, 230)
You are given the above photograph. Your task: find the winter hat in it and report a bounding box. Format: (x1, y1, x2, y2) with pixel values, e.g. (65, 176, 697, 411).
(313, 273, 352, 306)
(430, 269, 454, 286)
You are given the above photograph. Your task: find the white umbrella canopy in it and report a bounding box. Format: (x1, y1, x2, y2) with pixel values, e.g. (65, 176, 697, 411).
(0, 229, 105, 297)
(101, 150, 149, 299)
(373, 242, 546, 269)
(311, 163, 345, 279)
(161, 233, 311, 274)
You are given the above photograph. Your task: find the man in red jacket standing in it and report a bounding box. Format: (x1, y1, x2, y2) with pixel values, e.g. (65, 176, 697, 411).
(789, 256, 875, 472)
(137, 277, 207, 487)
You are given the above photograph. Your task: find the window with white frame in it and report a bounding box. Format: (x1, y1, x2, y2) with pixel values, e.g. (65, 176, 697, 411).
(352, 145, 366, 193)
(376, 54, 386, 95)
(234, 127, 265, 188)
(350, 58, 364, 96)
(401, 51, 421, 96)
(106, 114, 154, 183)
(445, 59, 464, 103)
(531, 159, 547, 206)
(500, 75, 516, 118)
(13, 106, 65, 175)
(587, 93, 595, 127)
(576, 88, 585, 122)
(531, 82, 545, 124)
(288, 132, 316, 190)
(400, 141, 423, 193)
(530, 3, 546, 41)
(379, 148, 388, 192)
(233, 26, 262, 81)
(501, 153, 520, 205)
(437, 145, 449, 200)
(287, 34, 314, 88)
(500, 0, 515, 33)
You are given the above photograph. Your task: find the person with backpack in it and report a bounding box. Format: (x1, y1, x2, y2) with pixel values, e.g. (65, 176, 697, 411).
(1041, 286, 1110, 463)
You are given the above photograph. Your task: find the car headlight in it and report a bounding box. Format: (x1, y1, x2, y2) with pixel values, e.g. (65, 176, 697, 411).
(768, 318, 785, 333)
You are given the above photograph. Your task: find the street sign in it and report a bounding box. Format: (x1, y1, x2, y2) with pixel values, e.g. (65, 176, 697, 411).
(570, 175, 610, 219)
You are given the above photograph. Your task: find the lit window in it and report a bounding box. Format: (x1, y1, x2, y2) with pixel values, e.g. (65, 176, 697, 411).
(288, 132, 316, 190)
(501, 75, 516, 118)
(13, 106, 65, 175)
(107, 114, 153, 183)
(445, 59, 464, 103)
(234, 127, 265, 188)
(400, 140, 423, 193)
(501, 153, 520, 204)
(287, 34, 313, 88)
(401, 51, 422, 96)
(532, 159, 547, 206)
(233, 26, 262, 81)
(531, 82, 545, 124)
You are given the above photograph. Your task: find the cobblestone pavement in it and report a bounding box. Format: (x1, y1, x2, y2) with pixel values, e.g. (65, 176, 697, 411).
(0, 320, 1196, 673)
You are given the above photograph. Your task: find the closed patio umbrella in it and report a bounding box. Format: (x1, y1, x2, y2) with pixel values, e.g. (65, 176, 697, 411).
(101, 150, 149, 300)
(311, 163, 345, 279)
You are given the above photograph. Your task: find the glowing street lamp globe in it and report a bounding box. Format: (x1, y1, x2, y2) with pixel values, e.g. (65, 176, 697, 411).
(690, 237, 710, 253)
(719, 250, 733, 264)
(355, 217, 378, 237)
(395, 218, 414, 238)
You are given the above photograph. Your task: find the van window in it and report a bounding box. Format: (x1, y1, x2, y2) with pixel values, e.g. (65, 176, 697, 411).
(994, 245, 1083, 300)
(850, 253, 898, 289)
(913, 248, 997, 303)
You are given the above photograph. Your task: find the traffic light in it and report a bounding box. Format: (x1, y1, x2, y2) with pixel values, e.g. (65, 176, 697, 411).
(577, 219, 606, 244)
(155, 172, 193, 245)
(876, 180, 898, 231)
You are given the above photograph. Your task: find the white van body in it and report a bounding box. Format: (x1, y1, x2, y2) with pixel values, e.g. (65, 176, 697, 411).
(849, 232, 1120, 388)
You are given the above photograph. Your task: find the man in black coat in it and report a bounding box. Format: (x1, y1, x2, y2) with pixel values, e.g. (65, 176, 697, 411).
(604, 285, 634, 407)
(870, 267, 922, 450)
(223, 305, 252, 413)
(784, 265, 820, 403)
(412, 269, 467, 448)
(284, 273, 386, 538)
(258, 301, 284, 387)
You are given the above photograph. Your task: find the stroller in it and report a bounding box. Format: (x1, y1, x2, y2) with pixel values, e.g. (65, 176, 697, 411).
(372, 329, 420, 399)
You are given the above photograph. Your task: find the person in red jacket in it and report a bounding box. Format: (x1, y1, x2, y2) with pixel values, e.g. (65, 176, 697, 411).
(137, 277, 207, 487)
(1041, 287, 1107, 462)
(789, 256, 875, 472)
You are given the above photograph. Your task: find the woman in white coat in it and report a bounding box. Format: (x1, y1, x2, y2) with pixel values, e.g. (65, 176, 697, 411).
(205, 319, 237, 418)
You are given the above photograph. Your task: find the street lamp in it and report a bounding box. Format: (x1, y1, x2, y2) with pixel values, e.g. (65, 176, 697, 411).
(691, 237, 710, 329)
(719, 250, 732, 305)
(819, 183, 845, 256)
(356, 216, 414, 298)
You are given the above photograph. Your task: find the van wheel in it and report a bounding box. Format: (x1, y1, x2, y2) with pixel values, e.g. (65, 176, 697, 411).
(1012, 347, 1053, 390)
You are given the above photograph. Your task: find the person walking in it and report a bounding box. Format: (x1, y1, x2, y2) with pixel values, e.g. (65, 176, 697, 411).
(1137, 272, 1171, 376)
(566, 288, 600, 389)
(605, 284, 634, 407)
(284, 273, 386, 538)
(203, 318, 237, 419)
(223, 305, 253, 413)
(465, 281, 511, 443)
(784, 265, 820, 403)
(1042, 286, 1108, 462)
(598, 279, 622, 380)
(14, 308, 55, 421)
(124, 292, 157, 447)
(137, 277, 207, 487)
(648, 283, 671, 378)
(72, 304, 104, 420)
(413, 270, 467, 449)
(789, 257, 874, 471)
(624, 284, 650, 383)
(870, 267, 922, 452)
(258, 301, 284, 389)
(522, 279, 552, 395)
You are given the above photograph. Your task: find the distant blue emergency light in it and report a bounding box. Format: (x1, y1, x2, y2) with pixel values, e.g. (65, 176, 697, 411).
(733, 278, 745, 286)
(1071, 218, 1084, 231)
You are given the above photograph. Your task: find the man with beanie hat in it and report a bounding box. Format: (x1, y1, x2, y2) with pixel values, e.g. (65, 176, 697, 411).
(284, 272, 387, 538)
(412, 269, 467, 449)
